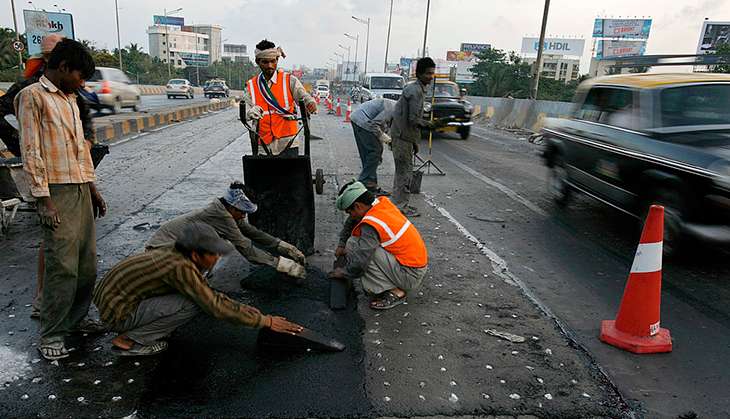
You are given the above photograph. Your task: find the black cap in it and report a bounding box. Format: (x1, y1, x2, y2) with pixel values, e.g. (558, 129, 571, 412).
(175, 223, 234, 255)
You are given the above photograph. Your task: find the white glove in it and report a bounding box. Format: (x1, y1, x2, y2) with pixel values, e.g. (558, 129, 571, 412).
(247, 105, 264, 121)
(277, 241, 306, 264)
(379, 131, 392, 145)
(276, 256, 306, 280)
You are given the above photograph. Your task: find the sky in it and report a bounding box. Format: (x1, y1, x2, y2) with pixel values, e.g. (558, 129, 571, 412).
(2, 0, 729, 74)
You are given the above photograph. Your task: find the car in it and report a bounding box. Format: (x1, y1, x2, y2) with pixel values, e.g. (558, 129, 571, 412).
(541, 73, 730, 256)
(361, 73, 404, 102)
(315, 84, 330, 100)
(203, 80, 230, 98)
(84, 67, 141, 114)
(166, 79, 194, 99)
(421, 80, 474, 140)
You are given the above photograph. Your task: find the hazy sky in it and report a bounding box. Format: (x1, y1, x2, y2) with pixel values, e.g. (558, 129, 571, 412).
(2, 0, 729, 74)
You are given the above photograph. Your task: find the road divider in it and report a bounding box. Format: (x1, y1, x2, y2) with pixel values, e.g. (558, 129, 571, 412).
(467, 96, 573, 133)
(94, 98, 235, 144)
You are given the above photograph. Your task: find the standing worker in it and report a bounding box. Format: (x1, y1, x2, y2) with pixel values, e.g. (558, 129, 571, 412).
(330, 181, 428, 310)
(349, 98, 396, 196)
(145, 182, 307, 281)
(389, 57, 437, 217)
(244, 39, 317, 156)
(15, 39, 106, 360)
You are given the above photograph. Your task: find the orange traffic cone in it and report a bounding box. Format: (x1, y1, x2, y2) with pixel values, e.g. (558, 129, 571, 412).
(344, 99, 352, 123)
(600, 205, 672, 354)
(336, 98, 342, 117)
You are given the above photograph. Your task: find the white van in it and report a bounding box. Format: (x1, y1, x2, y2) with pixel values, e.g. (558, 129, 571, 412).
(361, 73, 405, 102)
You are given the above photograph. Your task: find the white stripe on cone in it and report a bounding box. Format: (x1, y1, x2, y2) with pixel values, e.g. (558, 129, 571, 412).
(630, 242, 663, 273)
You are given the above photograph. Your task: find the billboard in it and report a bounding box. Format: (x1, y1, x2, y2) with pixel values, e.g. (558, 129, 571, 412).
(460, 43, 491, 53)
(446, 50, 475, 61)
(697, 21, 730, 54)
(593, 19, 652, 39)
(23, 10, 75, 56)
(520, 37, 585, 56)
(596, 40, 647, 59)
(153, 15, 185, 26)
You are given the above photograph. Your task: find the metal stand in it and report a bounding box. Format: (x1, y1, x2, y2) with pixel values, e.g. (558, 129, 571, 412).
(415, 81, 445, 176)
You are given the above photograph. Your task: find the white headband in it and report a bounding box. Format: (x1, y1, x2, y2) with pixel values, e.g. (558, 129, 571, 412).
(255, 47, 286, 60)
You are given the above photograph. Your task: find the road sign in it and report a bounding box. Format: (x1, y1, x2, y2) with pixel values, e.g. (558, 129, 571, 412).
(23, 10, 75, 56)
(12, 41, 25, 52)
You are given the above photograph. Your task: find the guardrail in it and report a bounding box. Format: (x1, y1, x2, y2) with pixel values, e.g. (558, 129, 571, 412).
(467, 96, 575, 132)
(0, 82, 243, 98)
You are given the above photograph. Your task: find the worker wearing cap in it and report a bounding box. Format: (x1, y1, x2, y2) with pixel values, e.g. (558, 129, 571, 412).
(94, 223, 304, 356)
(145, 182, 307, 281)
(244, 39, 317, 156)
(330, 181, 428, 310)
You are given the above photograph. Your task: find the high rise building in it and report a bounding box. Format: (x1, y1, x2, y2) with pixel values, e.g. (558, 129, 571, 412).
(147, 18, 222, 68)
(222, 44, 249, 63)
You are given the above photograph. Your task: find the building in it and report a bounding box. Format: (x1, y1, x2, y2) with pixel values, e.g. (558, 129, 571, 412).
(524, 55, 581, 83)
(222, 43, 249, 63)
(147, 20, 222, 68)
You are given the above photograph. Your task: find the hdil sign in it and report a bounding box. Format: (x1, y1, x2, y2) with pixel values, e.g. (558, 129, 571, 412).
(521, 37, 585, 57)
(536, 41, 572, 52)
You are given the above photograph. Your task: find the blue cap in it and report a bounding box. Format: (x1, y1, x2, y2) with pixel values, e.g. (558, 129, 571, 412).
(223, 187, 258, 213)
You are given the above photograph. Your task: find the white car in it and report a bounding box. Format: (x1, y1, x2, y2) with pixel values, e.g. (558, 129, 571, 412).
(166, 79, 194, 99)
(85, 67, 141, 114)
(315, 85, 330, 100)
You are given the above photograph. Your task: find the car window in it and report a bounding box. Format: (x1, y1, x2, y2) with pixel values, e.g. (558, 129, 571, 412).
(88, 70, 103, 82)
(369, 77, 404, 90)
(577, 87, 636, 129)
(430, 83, 459, 97)
(169, 79, 186, 85)
(660, 84, 730, 127)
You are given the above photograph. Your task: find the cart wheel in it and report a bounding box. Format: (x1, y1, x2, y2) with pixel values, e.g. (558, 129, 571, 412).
(314, 168, 325, 195)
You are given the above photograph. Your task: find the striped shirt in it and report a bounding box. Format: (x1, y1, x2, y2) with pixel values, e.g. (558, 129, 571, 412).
(93, 248, 267, 329)
(14, 75, 95, 198)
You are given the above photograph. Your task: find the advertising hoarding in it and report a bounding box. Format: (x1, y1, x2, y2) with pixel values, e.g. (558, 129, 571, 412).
(446, 50, 475, 61)
(596, 40, 647, 59)
(153, 15, 185, 27)
(593, 19, 652, 39)
(460, 43, 491, 53)
(23, 10, 75, 56)
(520, 37, 585, 56)
(696, 21, 730, 54)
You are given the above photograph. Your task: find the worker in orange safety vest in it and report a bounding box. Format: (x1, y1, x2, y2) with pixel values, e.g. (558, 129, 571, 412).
(329, 181, 428, 310)
(244, 39, 317, 156)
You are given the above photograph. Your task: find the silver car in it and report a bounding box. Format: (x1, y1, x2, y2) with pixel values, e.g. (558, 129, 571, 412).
(85, 67, 141, 114)
(166, 79, 194, 99)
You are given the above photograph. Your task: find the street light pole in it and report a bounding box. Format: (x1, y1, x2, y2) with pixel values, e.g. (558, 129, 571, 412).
(162, 8, 182, 78)
(114, 0, 123, 70)
(353, 15, 370, 74)
(339, 44, 350, 82)
(334, 52, 344, 80)
(530, 0, 550, 100)
(345, 33, 359, 80)
(10, 0, 23, 69)
(384, 0, 394, 71)
(422, 0, 430, 58)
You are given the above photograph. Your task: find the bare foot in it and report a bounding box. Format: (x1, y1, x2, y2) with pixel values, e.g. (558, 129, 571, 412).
(112, 335, 134, 350)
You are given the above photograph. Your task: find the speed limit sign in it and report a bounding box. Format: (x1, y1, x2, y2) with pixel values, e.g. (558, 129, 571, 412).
(12, 41, 25, 52)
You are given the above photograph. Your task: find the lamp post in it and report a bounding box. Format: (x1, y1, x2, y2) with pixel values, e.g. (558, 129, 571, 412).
(10, 0, 23, 69)
(162, 7, 183, 78)
(422, 0, 430, 58)
(334, 52, 344, 80)
(529, 0, 550, 99)
(384, 0, 394, 71)
(114, 0, 123, 70)
(338, 44, 351, 82)
(345, 33, 359, 81)
(352, 15, 370, 74)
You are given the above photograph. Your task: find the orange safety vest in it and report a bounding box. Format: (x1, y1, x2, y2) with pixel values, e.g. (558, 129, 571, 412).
(352, 197, 428, 268)
(246, 69, 299, 146)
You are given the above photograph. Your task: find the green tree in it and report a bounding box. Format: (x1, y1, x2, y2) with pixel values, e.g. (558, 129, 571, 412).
(0, 27, 29, 82)
(469, 48, 531, 98)
(710, 43, 730, 73)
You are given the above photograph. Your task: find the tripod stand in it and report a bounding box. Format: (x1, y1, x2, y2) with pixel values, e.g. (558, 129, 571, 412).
(414, 80, 445, 176)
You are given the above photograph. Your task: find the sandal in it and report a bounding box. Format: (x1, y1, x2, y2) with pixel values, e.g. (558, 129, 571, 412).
(112, 341, 168, 357)
(38, 341, 70, 361)
(370, 291, 406, 310)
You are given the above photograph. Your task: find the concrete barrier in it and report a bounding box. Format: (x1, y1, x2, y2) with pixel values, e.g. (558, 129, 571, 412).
(467, 96, 575, 132)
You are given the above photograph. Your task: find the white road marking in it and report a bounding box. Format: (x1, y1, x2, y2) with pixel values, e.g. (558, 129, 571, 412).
(438, 153, 547, 217)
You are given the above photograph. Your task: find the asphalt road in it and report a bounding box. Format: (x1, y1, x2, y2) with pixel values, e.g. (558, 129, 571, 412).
(1, 102, 725, 418)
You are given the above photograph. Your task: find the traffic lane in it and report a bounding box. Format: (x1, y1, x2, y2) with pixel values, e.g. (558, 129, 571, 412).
(428, 126, 730, 417)
(87, 95, 212, 118)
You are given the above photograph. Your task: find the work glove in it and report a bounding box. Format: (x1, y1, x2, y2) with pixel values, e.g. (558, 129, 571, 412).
(247, 105, 264, 121)
(276, 256, 306, 280)
(378, 131, 392, 145)
(277, 241, 306, 264)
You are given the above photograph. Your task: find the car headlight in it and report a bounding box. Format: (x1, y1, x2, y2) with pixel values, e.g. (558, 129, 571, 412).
(423, 102, 432, 113)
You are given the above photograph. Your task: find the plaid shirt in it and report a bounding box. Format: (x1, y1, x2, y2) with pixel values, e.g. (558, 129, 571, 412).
(93, 248, 267, 329)
(14, 75, 95, 198)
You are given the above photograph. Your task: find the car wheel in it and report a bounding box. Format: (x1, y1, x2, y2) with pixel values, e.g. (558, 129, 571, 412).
(112, 98, 122, 114)
(548, 154, 572, 208)
(642, 188, 687, 258)
(458, 126, 470, 140)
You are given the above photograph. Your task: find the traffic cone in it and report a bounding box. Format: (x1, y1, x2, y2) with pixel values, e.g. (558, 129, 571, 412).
(344, 100, 351, 123)
(600, 205, 672, 354)
(336, 98, 342, 117)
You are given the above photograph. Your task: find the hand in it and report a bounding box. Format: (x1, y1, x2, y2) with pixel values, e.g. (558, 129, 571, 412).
(247, 105, 264, 121)
(335, 245, 347, 258)
(89, 184, 107, 218)
(267, 315, 304, 335)
(276, 256, 306, 280)
(277, 241, 306, 264)
(328, 267, 346, 279)
(413, 143, 420, 155)
(378, 131, 392, 145)
(306, 101, 318, 115)
(37, 197, 60, 230)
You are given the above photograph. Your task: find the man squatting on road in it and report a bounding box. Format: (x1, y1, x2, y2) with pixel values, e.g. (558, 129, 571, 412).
(145, 182, 308, 281)
(244, 39, 318, 156)
(389, 57, 438, 218)
(349, 97, 397, 197)
(329, 181, 429, 310)
(94, 223, 304, 356)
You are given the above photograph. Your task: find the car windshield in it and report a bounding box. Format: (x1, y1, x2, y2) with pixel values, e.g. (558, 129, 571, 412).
(429, 83, 459, 98)
(88, 70, 103, 82)
(169, 79, 186, 85)
(370, 77, 403, 90)
(208, 82, 224, 87)
(317, 86, 328, 90)
(661, 84, 730, 127)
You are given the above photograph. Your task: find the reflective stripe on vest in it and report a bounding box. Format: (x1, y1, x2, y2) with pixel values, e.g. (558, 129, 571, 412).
(247, 79, 257, 106)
